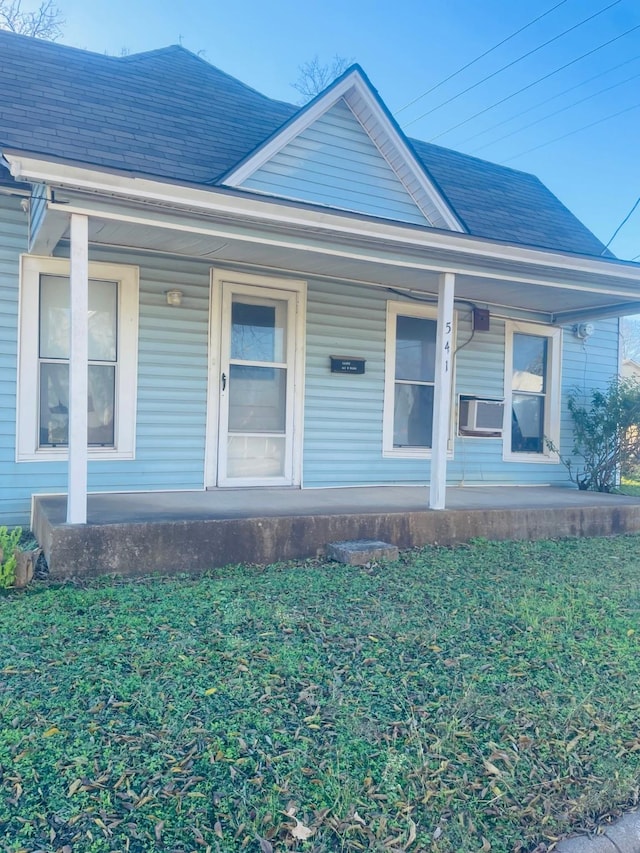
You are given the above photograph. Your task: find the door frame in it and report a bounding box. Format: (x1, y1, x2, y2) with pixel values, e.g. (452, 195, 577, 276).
(205, 268, 306, 489)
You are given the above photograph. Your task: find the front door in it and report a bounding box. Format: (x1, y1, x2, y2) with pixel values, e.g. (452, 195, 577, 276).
(214, 275, 304, 486)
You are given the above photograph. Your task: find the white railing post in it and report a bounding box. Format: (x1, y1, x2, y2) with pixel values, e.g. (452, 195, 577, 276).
(66, 213, 89, 524)
(430, 272, 455, 510)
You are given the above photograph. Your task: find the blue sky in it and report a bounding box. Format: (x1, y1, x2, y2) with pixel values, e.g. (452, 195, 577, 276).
(53, 0, 640, 260)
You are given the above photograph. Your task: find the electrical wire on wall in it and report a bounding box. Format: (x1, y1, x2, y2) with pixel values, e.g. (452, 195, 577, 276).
(386, 287, 478, 371)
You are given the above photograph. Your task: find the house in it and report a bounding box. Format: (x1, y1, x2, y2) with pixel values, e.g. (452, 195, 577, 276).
(621, 358, 640, 382)
(2, 29, 640, 542)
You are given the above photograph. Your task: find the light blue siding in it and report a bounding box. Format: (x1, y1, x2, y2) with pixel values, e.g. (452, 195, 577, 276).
(450, 312, 508, 485)
(0, 226, 213, 526)
(29, 184, 47, 250)
(302, 279, 622, 488)
(241, 99, 430, 226)
(0, 195, 28, 526)
(0, 188, 624, 526)
(559, 317, 619, 465)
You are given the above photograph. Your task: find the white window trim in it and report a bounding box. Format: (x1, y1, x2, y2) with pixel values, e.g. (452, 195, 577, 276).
(383, 300, 455, 459)
(503, 319, 562, 464)
(16, 255, 139, 462)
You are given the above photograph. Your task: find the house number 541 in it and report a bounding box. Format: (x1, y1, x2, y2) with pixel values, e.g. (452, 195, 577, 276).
(443, 321, 452, 373)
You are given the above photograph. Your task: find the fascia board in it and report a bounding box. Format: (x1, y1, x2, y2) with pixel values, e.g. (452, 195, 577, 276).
(6, 151, 640, 288)
(340, 81, 463, 232)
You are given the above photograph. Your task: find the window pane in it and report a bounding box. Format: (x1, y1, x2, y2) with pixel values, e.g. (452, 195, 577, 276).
(39, 276, 70, 359)
(228, 365, 286, 433)
(88, 365, 115, 445)
(513, 333, 547, 393)
(39, 275, 117, 361)
(39, 362, 69, 446)
(39, 363, 115, 447)
(231, 299, 286, 362)
(511, 393, 544, 453)
(395, 315, 437, 382)
(88, 280, 117, 361)
(393, 383, 434, 447)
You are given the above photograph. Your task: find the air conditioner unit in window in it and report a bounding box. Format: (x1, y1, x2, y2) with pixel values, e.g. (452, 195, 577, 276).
(459, 398, 504, 434)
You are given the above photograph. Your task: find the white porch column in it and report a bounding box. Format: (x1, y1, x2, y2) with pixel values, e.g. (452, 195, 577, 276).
(66, 213, 89, 524)
(430, 272, 455, 510)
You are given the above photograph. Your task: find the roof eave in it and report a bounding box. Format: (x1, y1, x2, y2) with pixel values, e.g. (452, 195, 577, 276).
(6, 150, 640, 289)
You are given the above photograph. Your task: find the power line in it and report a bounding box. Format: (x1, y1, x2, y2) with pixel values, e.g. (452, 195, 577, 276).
(469, 66, 640, 154)
(603, 197, 640, 252)
(426, 22, 640, 143)
(456, 53, 640, 149)
(402, 0, 623, 129)
(394, 0, 570, 114)
(501, 100, 640, 163)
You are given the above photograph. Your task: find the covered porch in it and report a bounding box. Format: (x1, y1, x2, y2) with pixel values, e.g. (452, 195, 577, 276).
(8, 153, 640, 554)
(33, 485, 640, 577)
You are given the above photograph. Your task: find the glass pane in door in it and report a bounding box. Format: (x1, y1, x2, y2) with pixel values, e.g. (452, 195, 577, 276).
(231, 299, 286, 362)
(227, 436, 285, 478)
(222, 290, 291, 482)
(228, 365, 286, 433)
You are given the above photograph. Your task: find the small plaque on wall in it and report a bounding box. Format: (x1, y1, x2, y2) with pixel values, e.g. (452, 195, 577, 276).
(330, 355, 366, 374)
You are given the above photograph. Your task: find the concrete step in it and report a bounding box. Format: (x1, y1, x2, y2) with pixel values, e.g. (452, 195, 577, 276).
(327, 539, 399, 566)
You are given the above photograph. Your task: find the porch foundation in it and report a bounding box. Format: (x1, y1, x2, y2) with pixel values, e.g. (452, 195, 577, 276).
(32, 487, 640, 579)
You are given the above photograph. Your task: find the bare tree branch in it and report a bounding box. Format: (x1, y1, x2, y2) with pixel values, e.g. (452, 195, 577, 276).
(292, 54, 352, 103)
(0, 0, 64, 40)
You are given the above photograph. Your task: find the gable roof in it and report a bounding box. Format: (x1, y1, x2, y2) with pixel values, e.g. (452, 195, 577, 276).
(222, 65, 463, 232)
(0, 29, 610, 258)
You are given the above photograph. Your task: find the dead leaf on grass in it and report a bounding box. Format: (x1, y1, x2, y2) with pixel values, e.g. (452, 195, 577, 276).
(289, 816, 314, 840)
(405, 817, 417, 849)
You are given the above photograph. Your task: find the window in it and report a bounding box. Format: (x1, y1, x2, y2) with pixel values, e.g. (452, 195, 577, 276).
(383, 301, 449, 457)
(504, 321, 561, 462)
(17, 256, 139, 461)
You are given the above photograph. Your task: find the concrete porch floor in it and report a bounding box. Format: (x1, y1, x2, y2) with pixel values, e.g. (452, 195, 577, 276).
(33, 485, 640, 578)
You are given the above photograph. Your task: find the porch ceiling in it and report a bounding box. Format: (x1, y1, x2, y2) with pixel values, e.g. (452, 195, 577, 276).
(39, 190, 640, 324)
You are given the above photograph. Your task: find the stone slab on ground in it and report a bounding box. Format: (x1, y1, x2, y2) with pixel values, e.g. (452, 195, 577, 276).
(604, 812, 640, 852)
(555, 812, 640, 853)
(327, 540, 399, 566)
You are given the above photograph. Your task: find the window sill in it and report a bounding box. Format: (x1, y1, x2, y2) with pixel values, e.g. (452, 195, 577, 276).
(383, 448, 454, 460)
(503, 451, 559, 464)
(17, 448, 135, 463)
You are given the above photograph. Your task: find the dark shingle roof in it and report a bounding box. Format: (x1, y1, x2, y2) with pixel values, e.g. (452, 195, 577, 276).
(0, 31, 296, 182)
(0, 29, 609, 257)
(410, 139, 609, 256)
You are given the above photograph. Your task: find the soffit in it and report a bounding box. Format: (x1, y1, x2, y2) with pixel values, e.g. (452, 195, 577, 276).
(42, 200, 640, 324)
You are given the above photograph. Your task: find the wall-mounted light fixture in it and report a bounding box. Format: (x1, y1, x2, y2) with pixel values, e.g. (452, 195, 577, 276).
(165, 289, 183, 307)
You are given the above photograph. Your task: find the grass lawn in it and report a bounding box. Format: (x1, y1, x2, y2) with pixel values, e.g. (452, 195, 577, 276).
(1, 538, 640, 853)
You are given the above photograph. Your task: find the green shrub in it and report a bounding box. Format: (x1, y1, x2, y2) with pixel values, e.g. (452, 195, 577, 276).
(549, 377, 640, 491)
(0, 526, 22, 588)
